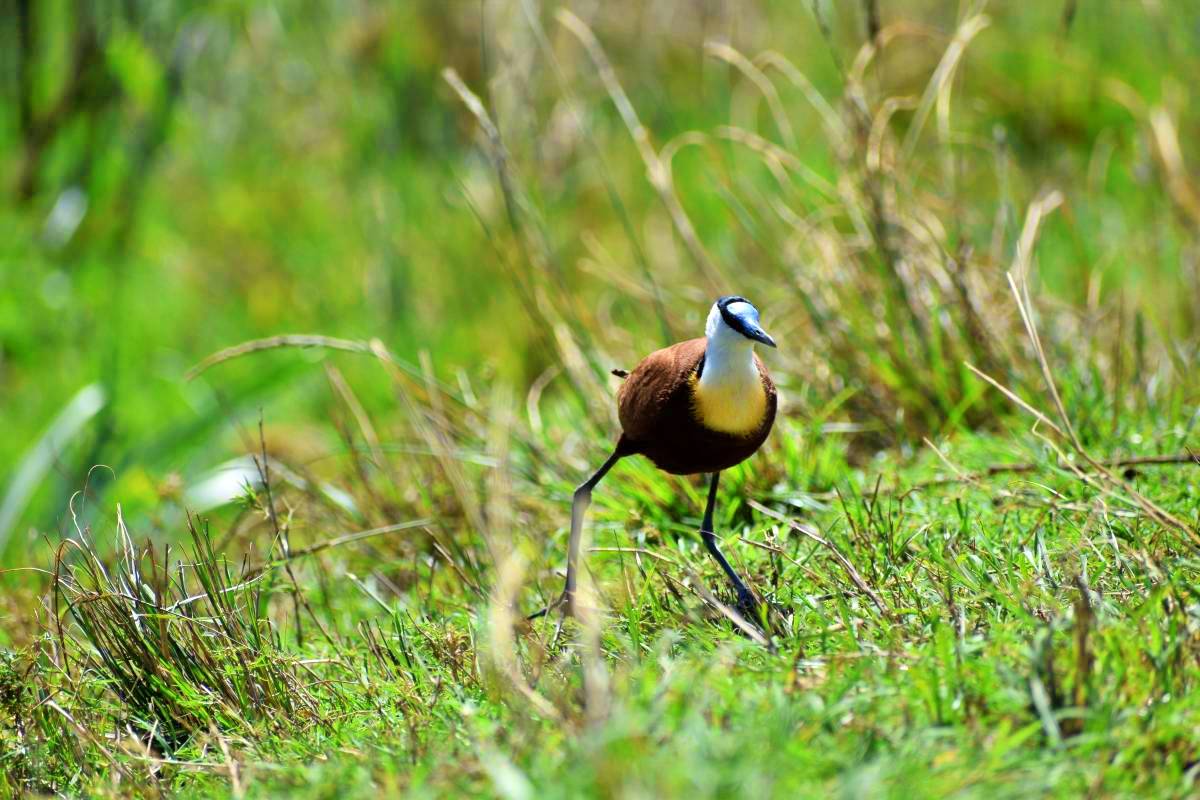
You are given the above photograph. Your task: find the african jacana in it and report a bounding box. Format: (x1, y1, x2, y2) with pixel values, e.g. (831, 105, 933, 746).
(532, 296, 777, 618)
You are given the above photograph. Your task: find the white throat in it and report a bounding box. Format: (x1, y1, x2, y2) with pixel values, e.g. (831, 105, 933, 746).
(699, 304, 758, 390)
(691, 302, 769, 435)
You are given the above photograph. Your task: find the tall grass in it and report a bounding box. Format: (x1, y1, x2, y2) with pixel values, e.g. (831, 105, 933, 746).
(4, 2, 1200, 797)
(437, 4, 1200, 454)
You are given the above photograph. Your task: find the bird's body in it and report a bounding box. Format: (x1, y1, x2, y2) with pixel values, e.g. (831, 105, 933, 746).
(531, 296, 779, 621)
(615, 337, 777, 475)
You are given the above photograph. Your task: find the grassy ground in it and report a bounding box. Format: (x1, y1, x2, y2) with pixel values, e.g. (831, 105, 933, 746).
(3, 1, 1200, 798)
(4, 411, 1200, 798)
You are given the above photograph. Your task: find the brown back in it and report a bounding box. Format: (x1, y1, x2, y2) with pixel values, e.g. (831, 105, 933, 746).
(615, 338, 777, 475)
(616, 338, 706, 442)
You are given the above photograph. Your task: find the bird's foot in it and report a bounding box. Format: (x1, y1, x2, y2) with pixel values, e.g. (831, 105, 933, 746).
(732, 590, 791, 632)
(527, 589, 574, 621)
(733, 590, 761, 620)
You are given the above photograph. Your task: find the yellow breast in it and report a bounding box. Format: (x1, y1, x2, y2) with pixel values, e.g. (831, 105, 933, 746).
(689, 371, 767, 435)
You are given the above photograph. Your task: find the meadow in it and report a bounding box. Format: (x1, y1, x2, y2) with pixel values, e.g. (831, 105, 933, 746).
(2, 1, 1200, 797)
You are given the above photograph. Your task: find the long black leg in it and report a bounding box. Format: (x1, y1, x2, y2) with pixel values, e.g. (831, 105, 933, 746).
(699, 472, 756, 611)
(529, 447, 623, 619)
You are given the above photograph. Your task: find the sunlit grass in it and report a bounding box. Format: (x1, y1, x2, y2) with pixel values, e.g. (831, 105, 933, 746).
(3, 1, 1200, 797)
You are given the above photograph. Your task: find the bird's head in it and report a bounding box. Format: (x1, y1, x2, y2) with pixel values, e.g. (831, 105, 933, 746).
(706, 296, 777, 349)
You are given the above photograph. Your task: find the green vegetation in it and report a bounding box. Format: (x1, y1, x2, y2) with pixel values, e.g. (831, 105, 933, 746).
(2, 2, 1200, 797)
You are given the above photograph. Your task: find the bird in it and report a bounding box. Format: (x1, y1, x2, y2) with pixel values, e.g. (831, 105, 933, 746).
(531, 295, 778, 620)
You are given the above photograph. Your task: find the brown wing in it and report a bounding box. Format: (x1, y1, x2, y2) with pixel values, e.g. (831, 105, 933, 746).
(616, 338, 706, 444)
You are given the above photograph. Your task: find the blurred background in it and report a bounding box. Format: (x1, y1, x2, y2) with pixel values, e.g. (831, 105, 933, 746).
(1, 0, 1199, 558)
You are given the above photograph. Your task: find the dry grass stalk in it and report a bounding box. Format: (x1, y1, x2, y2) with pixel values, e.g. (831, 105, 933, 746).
(968, 193, 1200, 545)
(557, 9, 726, 291)
(748, 499, 889, 618)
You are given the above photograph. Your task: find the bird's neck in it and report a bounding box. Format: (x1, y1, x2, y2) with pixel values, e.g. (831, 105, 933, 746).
(700, 332, 758, 389)
(692, 332, 765, 435)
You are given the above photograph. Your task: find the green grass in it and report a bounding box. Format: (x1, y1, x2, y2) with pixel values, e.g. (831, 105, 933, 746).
(3, 1, 1200, 798)
(4, 414, 1199, 797)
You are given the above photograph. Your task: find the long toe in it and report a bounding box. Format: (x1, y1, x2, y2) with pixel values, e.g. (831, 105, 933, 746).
(734, 591, 761, 620)
(733, 593, 793, 638)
